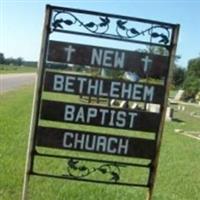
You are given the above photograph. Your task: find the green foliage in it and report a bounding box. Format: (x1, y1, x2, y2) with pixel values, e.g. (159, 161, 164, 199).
(172, 65, 186, 88)
(0, 64, 36, 74)
(0, 52, 5, 63)
(1, 87, 200, 200)
(183, 57, 200, 100)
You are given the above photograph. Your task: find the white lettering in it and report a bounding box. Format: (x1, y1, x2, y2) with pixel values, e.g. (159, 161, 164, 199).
(114, 51, 125, 68)
(116, 111, 126, 127)
(141, 55, 152, 72)
(132, 84, 143, 100)
(121, 83, 132, 99)
(77, 77, 87, 93)
(74, 133, 85, 149)
(143, 86, 154, 101)
(99, 109, 109, 125)
(103, 50, 113, 67)
(110, 81, 120, 98)
(64, 76, 75, 93)
(75, 106, 85, 122)
(118, 139, 129, 154)
(128, 112, 138, 128)
(108, 110, 115, 126)
(62, 132, 130, 155)
(98, 80, 108, 96)
(85, 135, 96, 150)
(64, 45, 76, 62)
(91, 48, 102, 66)
(87, 108, 97, 123)
(96, 136, 106, 152)
(87, 79, 98, 95)
(64, 105, 75, 121)
(107, 137, 118, 153)
(63, 132, 73, 148)
(53, 75, 64, 91)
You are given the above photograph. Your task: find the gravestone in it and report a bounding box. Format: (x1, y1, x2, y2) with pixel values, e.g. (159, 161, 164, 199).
(131, 103, 138, 109)
(119, 100, 129, 108)
(124, 71, 140, 82)
(146, 103, 160, 113)
(165, 107, 174, 121)
(177, 105, 185, 111)
(174, 89, 184, 101)
(110, 99, 116, 106)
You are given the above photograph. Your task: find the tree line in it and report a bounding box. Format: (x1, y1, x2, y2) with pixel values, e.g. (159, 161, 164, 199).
(0, 53, 37, 67)
(0, 51, 199, 101)
(148, 47, 199, 101)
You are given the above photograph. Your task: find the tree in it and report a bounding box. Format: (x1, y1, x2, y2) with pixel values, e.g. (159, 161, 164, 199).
(183, 56, 200, 100)
(0, 53, 5, 64)
(147, 46, 184, 87)
(15, 57, 23, 66)
(172, 65, 186, 88)
(4, 57, 15, 65)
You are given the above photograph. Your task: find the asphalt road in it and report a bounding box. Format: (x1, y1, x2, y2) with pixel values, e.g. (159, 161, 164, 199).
(0, 73, 36, 94)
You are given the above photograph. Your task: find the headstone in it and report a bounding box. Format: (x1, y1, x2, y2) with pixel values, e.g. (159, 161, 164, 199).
(174, 129, 183, 133)
(177, 105, 185, 111)
(165, 106, 174, 121)
(174, 90, 184, 101)
(131, 103, 138, 109)
(119, 100, 129, 108)
(146, 103, 160, 113)
(123, 71, 140, 82)
(110, 99, 116, 106)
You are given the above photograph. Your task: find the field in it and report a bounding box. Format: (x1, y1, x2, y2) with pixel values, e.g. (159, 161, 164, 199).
(0, 64, 36, 74)
(0, 86, 200, 200)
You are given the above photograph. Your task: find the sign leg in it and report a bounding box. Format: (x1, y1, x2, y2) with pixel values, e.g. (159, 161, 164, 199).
(21, 5, 52, 200)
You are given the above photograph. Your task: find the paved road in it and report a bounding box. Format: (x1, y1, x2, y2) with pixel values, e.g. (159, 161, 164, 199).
(0, 73, 36, 94)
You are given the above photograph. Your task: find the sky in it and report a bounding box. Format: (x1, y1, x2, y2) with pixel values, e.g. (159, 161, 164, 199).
(1, 0, 200, 68)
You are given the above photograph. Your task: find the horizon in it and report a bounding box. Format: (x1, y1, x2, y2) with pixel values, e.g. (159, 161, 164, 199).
(1, 0, 200, 68)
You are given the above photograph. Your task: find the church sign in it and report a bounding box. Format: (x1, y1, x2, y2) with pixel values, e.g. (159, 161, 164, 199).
(36, 126, 156, 159)
(44, 71, 165, 104)
(22, 4, 179, 200)
(47, 41, 168, 77)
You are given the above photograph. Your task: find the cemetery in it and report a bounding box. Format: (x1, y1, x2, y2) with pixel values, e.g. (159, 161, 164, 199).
(17, 5, 180, 200)
(1, 3, 200, 200)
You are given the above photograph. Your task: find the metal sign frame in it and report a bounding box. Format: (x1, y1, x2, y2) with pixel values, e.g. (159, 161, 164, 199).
(22, 4, 179, 200)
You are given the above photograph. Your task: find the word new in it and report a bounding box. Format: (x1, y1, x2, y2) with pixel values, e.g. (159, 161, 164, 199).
(65, 45, 125, 69)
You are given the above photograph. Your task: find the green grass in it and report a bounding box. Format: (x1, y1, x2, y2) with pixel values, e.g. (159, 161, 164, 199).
(0, 64, 36, 74)
(0, 86, 200, 200)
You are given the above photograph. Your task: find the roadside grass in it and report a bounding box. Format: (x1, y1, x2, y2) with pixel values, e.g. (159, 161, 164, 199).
(0, 86, 200, 200)
(0, 64, 36, 74)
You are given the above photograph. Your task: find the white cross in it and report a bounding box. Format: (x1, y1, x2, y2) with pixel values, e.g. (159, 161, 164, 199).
(141, 55, 152, 73)
(64, 45, 76, 62)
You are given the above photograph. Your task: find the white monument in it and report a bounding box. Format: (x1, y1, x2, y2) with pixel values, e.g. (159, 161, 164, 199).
(174, 90, 184, 101)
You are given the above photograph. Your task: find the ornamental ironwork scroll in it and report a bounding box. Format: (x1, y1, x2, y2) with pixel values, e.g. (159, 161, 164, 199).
(64, 158, 124, 182)
(50, 8, 173, 47)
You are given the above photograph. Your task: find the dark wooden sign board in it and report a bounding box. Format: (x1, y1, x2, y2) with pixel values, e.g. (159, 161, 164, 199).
(22, 4, 179, 200)
(40, 99, 161, 132)
(44, 71, 165, 104)
(47, 40, 169, 78)
(36, 126, 156, 159)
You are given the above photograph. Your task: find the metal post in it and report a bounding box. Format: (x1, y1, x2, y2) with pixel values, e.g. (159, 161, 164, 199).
(146, 24, 180, 200)
(21, 5, 52, 200)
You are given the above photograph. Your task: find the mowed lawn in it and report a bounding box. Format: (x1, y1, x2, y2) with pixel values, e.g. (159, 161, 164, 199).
(0, 64, 36, 74)
(0, 86, 200, 200)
